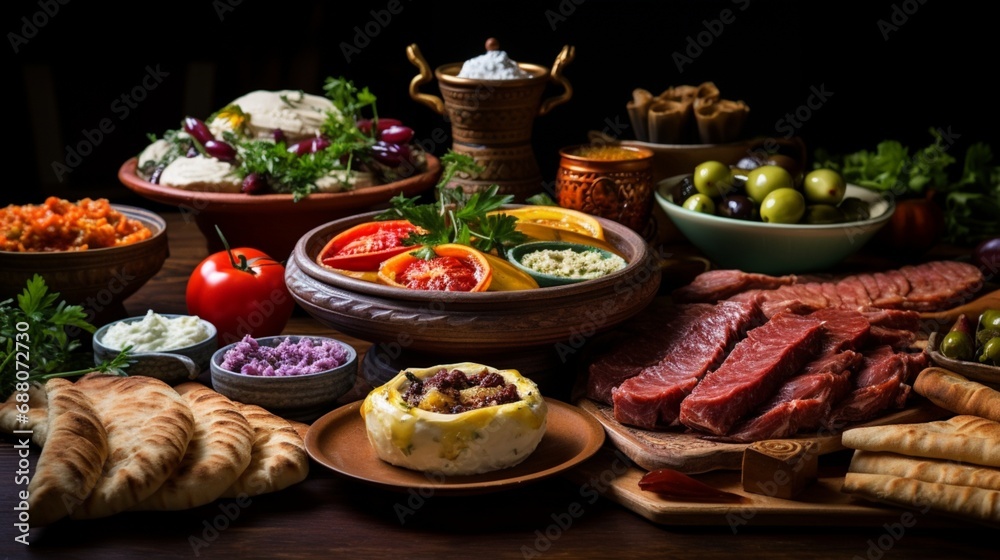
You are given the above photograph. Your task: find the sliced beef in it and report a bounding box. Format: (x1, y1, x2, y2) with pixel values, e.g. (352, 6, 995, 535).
(858, 308, 922, 331)
(808, 308, 870, 352)
(678, 312, 825, 436)
(706, 261, 982, 315)
(671, 269, 796, 304)
(586, 303, 714, 404)
(867, 325, 916, 350)
(726, 350, 860, 442)
(611, 299, 765, 429)
(827, 346, 909, 428)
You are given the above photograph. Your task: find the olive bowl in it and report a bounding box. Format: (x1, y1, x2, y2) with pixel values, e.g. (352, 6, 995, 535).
(283, 209, 661, 383)
(210, 335, 358, 423)
(655, 175, 895, 275)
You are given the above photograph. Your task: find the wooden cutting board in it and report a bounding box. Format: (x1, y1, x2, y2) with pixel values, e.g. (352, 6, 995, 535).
(563, 446, 963, 527)
(575, 398, 950, 474)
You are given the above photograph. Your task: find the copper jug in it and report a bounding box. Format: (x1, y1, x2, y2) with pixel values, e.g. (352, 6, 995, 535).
(407, 42, 574, 201)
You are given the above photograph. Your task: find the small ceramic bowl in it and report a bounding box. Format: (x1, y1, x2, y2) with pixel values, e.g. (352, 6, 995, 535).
(655, 175, 895, 275)
(210, 335, 358, 422)
(507, 241, 627, 288)
(93, 314, 218, 384)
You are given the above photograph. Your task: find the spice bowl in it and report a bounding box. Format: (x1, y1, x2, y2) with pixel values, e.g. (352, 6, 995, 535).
(507, 241, 626, 288)
(210, 335, 358, 422)
(92, 313, 218, 385)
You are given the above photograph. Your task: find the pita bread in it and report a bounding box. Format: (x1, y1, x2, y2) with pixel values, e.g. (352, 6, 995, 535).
(0, 382, 49, 445)
(133, 382, 253, 511)
(70, 374, 195, 519)
(221, 403, 309, 498)
(841, 415, 1000, 468)
(849, 450, 1000, 491)
(914, 367, 1000, 422)
(27, 379, 109, 526)
(288, 419, 311, 443)
(842, 471, 1000, 526)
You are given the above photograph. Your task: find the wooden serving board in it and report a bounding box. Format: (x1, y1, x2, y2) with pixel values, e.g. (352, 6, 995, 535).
(563, 446, 962, 527)
(575, 398, 950, 474)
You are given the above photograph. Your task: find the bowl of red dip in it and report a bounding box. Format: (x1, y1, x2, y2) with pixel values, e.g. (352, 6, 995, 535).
(210, 335, 358, 422)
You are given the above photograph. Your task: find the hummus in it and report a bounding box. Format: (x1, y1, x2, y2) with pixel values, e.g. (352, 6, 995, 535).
(158, 155, 243, 193)
(209, 90, 339, 142)
(102, 311, 211, 352)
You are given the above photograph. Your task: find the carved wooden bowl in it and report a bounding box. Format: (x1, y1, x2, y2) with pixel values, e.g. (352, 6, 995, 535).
(284, 210, 661, 359)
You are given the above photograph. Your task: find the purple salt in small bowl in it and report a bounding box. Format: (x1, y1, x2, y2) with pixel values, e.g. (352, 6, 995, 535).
(210, 335, 358, 422)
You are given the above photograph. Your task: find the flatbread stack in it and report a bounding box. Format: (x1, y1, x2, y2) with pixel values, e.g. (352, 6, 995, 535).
(626, 81, 748, 144)
(0, 375, 310, 525)
(840, 368, 1000, 526)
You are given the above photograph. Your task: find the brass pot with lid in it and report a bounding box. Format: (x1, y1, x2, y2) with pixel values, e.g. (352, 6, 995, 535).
(407, 39, 574, 201)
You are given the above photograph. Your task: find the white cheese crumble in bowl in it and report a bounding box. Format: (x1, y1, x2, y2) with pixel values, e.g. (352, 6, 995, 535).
(361, 362, 548, 476)
(506, 241, 627, 287)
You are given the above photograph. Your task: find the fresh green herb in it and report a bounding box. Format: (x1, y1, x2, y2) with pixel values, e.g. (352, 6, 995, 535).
(234, 137, 350, 201)
(0, 275, 131, 401)
(279, 90, 305, 107)
(813, 128, 955, 196)
(138, 129, 194, 177)
(814, 129, 1000, 245)
(526, 192, 558, 206)
(376, 151, 525, 258)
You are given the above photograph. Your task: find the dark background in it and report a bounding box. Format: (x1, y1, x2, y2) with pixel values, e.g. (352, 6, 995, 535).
(4, 0, 994, 206)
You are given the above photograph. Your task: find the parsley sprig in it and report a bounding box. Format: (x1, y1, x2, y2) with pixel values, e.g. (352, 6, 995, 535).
(0, 275, 132, 401)
(375, 151, 526, 259)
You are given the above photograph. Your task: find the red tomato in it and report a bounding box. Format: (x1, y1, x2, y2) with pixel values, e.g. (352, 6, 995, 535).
(377, 244, 492, 292)
(318, 220, 420, 272)
(186, 247, 295, 345)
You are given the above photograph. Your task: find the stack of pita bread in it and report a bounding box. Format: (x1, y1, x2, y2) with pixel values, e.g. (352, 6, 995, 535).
(0, 373, 310, 526)
(841, 367, 1000, 526)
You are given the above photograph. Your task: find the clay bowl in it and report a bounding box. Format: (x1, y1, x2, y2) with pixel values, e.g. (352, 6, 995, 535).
(118, 154, 441, 260)
(92, 314, 218, 385)
(0, 205, 168, 326)
(284, 210, 661, 358)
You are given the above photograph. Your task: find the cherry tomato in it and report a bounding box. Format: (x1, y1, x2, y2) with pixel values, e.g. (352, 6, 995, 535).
(186, 246, 295, 346)
(377, 244, 492, 292)
(318, 220, 421, 272)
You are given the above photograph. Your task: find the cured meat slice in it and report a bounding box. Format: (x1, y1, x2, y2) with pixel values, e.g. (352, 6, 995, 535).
(679, 261, 982, 314)
(672, 270, 796, 303)
(678, 312, 825, 436)
(611, 300, 764, 429)
(867, 326, 916, 350)
(827, 346, 909, 427)
(585, 303, 714, 404)
(858, 308, 922, 332)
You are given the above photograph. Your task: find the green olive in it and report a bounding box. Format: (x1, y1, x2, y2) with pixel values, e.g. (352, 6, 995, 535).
(803, 204, 844, 224)
(683, 193, 716, 214)
(745, 165, 794, 204)
(693, 161, 732, 198)
(839, 197, 871, 222)
(759, 188, 805, 224)
(939, 330, 975, 361)
(980, 309, 1000, 331)
(980, 337, 1000, 365)
(803, 169, 847, 205)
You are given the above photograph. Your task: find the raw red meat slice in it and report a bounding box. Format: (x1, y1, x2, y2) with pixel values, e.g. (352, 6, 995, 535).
(672, 270, 796, 303)
(611, 300, 764, 429)
(586, 303, 713, 404)
(827, 346, 908, 427)
(678, 312, 825, 436)
(727, 350, 860, 442)
(808, 308, 870, 353)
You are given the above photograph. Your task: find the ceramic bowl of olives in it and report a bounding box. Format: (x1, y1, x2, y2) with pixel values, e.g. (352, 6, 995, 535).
(655, 162, 895, 274)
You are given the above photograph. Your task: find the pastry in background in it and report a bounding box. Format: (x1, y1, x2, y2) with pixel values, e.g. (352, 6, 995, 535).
(627, 88, 654, 142)
(694, 98, 750, 144)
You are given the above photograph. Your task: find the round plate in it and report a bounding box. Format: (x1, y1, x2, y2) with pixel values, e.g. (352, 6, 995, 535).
(304, 398, 605, 495)
(926, 332, 1000, 388)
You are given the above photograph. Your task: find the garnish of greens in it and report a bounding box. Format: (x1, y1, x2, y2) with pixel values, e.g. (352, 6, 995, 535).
(0, 274, 132, 401)
(813, 128, 1000, 245)
(374, 151, 526, 259)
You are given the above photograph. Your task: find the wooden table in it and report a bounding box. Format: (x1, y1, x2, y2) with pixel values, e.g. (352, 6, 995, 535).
(0, 212, 993, 559)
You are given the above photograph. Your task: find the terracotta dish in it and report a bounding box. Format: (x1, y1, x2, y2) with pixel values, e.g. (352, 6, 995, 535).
(284, 209, 660, 357)
(118, 155, 441, 259)
(0, 204, 168, 325)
